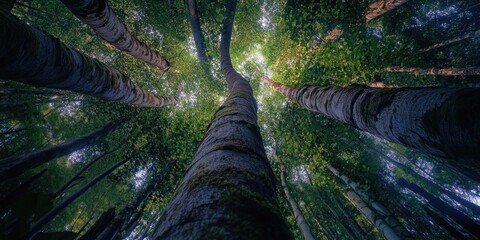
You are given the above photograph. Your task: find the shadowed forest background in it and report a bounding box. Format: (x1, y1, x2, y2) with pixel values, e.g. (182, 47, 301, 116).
(1, 0, 480, 239)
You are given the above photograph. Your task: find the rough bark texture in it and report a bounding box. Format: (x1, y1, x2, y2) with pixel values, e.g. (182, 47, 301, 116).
(365, 0, 408, 22)
(343, 189, 401, 240)
(0, 122, 119, 181)
(327, 164, 410, 239)
(152, 1, 292, 239)
(421, 30, 480, 52)
(0, 10, 177, 107)
(398, 178, 480, 238)
(61, 0, 170, 71)
(26, 157, 132, 239)
(263, 77, 480, 162)
(281, 171, 316, 240)
(384, 66, 480, 76)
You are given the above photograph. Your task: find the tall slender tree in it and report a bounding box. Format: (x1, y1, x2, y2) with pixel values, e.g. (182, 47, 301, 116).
(365, 0, 408, 23)
(384, 66, 480, 76)
(152, 1, 292, 238)
(420, 30, 480, 52)
(0, 122, 119, 181)
(0, 10, 179, 107)
(263, 77, 480, 162)
(60, 0, 171, 71)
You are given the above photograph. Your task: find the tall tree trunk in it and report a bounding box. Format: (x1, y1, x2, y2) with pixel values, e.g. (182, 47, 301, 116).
(60, 0, 170, 71)
(0, 122, 119, 181)
(327, 164, 410, 239)
(281, 171, 316, 240)
(26, 156, 132, 239)
(263, 77, 480, 162)
(397, 178, 480, 238)
(0, 0, 15, 12)
(79, 208, 116, 240)
(0, 169, 47, 210)
(309, 27, 343, 51)
(54, 149, 119, 198)
(384, 66, 480, 76)
(0, 11, 178, 107)
(365, 0, 408, 23)
(422, 206, 469, 240)
(343, 188, 401, 240)
(421, 30, 480, 52)
(185, 0, 208, 62)
(375, 148, 480, 216)
(152, 1, 292, 239)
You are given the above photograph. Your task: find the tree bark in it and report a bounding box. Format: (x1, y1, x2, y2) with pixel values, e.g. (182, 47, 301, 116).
(384, 66, 480, 76)
(365, 0, 408, 23)
(397, 178, 480, 237)
(327, 164, 409, 239)
(0, 11, 178, 107)
(26, 156, 132, 239)
(263, 77, 480, 162)
(0, 122, 119, 181)
(281, 171, 316, 240)
(152, 1, 292, 239)
(421, 30, 480, 52)
(185, 0, 208, 62)
(422, 206, 469, 240)
(79, 208, 116, 240)
(60, 0, 170, 71)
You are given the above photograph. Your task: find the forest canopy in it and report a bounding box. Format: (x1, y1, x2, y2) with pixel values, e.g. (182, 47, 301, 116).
(1, 0, 480, 239)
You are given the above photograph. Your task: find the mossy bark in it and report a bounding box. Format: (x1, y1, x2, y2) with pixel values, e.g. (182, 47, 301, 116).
(61, 0, 170, 71)
(0, 10, 177, 107)
(264, 78, 480, 163)
(153, 1, 292, 239)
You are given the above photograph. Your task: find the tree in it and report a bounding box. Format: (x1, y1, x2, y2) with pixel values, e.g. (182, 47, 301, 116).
(263, 77, 480, 162)
(60, 0, 171, 71)
(420, 29, 480, 52)
(365, 0, 409, 23)
(152, 1, 292, 238)
(280, 170, 315, 240)
(0, 122, 119, 181)
(0, 10, 179, 107)
(185, 0, 208, 63)
(384, 66, 480, 76)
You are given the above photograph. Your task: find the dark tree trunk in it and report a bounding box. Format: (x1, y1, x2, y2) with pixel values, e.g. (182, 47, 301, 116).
(264, 78, 480, 162)
(420, 30, 480, 52)
(0, 0, 15, 12)
(60, 0, 170, 71)
(26, 157, 132, 239)
(0, 122, 119, 181)
(185, 0, 208, 62)
(79, 208, 116, 240)
(0, 11, 178, 107)
(397, 178, 480, 238)
(0, 169, 47, 210)
(152, 1, 292, 239)
(422, 206, 469, 240)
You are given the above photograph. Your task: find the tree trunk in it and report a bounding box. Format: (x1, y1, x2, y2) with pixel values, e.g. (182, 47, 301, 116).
(422, 206, 469, 240)
(54, 149, 119, 198)
(0, 169, 47, 210)
(365, 0, 408, 23)
(263, 77, 480, 162)
(343, 188, 401, 240)
(376, 148, 480, 216)
(327, 164, 410, 239)
(185, 0, 208, 62)
(152, 1, 292, 239)
(0, 11, 178, 107)
(0, 122, 119, 181)
(0, 0, 15, 12)
(281, 171, 316, 240)
(310, 27, 342, 51)
(26, 156, 132, 239)
(79, 208, 116, 240)
(421, 30, 480, 52)
(397, 178, 480, 237)
(384, 66, 480, 76)
(60, 0, 170, 71)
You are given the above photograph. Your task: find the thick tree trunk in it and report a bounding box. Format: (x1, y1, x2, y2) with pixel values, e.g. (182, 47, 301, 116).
(79, 208, 116, 240)
(26, 157, 132, 239)
(152, 1, 292, 239)
(397, 178, 480, 237)
(384, 66, 480, 76)
(421, 30, 480, 52)
(327, 164, 409, 239)
(0, 169, 47, 209)
(281, 171, 316, 240)
(263, 77, 480, 162)
(343, 188, 401, 240)
(0, 11, 178, 107)
(422, 206, 469, 240)
(365, 0, 408, 23)
(60, 0, 170, 71)
(0, 122, 119, 181)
